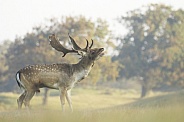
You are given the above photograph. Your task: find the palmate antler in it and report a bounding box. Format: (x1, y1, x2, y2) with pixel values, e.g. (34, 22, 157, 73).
(49, 34, 94, 57)
(49, 34, 78, 57)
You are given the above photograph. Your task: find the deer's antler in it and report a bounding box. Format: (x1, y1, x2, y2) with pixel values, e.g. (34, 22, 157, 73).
(89, 39, 93, 48)
(49, 34, 78, 57)
(68, 33, 89, 52)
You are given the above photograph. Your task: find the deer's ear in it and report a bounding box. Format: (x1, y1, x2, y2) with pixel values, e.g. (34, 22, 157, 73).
(78, 51, 86, 56)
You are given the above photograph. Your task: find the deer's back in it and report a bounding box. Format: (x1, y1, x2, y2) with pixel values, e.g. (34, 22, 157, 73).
(18, 63, 73, 89)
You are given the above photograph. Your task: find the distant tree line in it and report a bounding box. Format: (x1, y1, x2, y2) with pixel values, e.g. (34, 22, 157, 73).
(0, 4, 184, 98)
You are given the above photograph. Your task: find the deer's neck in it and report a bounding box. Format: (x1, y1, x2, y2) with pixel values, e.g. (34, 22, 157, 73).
(72, 56, 94, 82)
(74, 56, 93, 70)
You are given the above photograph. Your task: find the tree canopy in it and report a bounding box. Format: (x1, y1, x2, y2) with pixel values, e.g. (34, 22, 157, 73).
(115, 4, 184, 97)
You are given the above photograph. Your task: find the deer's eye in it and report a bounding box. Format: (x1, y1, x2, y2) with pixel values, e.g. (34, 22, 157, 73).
(91, 51, 95, 54)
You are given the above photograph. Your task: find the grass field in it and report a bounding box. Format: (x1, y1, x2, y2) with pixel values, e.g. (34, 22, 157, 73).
(0, 87, 184, 122)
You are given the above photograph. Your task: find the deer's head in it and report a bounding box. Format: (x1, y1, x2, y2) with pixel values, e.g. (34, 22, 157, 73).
(48, 34, 104, 61)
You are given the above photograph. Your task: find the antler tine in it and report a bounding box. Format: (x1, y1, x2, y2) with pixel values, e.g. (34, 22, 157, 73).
(49, 34, 77, 57)
(84, 38, 89, 51)
(68, 33, 89, 52)
(68, 33, 82, 51)
(89, 39, 94, 48)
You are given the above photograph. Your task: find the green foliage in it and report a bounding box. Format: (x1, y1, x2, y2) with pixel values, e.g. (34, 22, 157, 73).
(115, 4, 184, 97)
(0, 41, 10, 83)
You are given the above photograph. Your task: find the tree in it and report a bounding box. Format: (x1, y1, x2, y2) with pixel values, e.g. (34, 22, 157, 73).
(0, 41, 10, 85)
(115, 4, 184, 97)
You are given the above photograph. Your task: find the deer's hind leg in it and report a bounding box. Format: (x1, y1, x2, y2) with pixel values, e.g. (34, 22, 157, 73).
(23, 90, 35, 109)
(17, 90, 27, 109)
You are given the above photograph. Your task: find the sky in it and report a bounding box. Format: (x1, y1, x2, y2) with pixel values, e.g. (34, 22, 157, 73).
(0, 0, 184, 42)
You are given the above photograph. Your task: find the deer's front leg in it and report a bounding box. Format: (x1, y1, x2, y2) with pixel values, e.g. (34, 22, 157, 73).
(66, 89, 73, 112)
(59, 87, 66, 112)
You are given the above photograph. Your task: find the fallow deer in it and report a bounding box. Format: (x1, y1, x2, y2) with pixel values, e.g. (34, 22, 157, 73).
(16, 34, 104, 112)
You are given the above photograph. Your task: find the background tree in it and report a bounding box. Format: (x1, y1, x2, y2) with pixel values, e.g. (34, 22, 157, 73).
(115, 4, 184, 97)
(0, 41, 10, 85)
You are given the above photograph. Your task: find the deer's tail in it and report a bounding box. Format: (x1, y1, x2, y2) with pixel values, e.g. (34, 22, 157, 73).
(16, 71, 25, 89)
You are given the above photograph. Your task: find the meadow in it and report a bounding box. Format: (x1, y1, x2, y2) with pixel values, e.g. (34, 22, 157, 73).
(0, 87, 184, 122)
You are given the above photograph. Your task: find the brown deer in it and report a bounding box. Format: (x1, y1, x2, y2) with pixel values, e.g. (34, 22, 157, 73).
(16, 34, 104, 112)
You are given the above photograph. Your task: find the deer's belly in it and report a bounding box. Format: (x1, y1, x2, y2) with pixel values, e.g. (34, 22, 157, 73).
(37, 72, 59, 88)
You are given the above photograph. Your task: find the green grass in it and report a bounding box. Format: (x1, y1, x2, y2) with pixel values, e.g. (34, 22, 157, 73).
(0, 87, 184, 122)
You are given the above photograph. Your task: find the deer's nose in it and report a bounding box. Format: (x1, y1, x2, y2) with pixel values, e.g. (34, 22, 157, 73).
(100, 48, 104, 51)
(98, 48, 105, 54)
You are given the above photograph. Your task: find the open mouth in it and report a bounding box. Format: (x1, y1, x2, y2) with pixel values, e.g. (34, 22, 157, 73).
(98, 48, 105, 57)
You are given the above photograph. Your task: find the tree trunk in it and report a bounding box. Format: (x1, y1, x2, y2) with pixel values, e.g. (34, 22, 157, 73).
(42, 88, 49, 105)
(141, 85, 148, 98)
